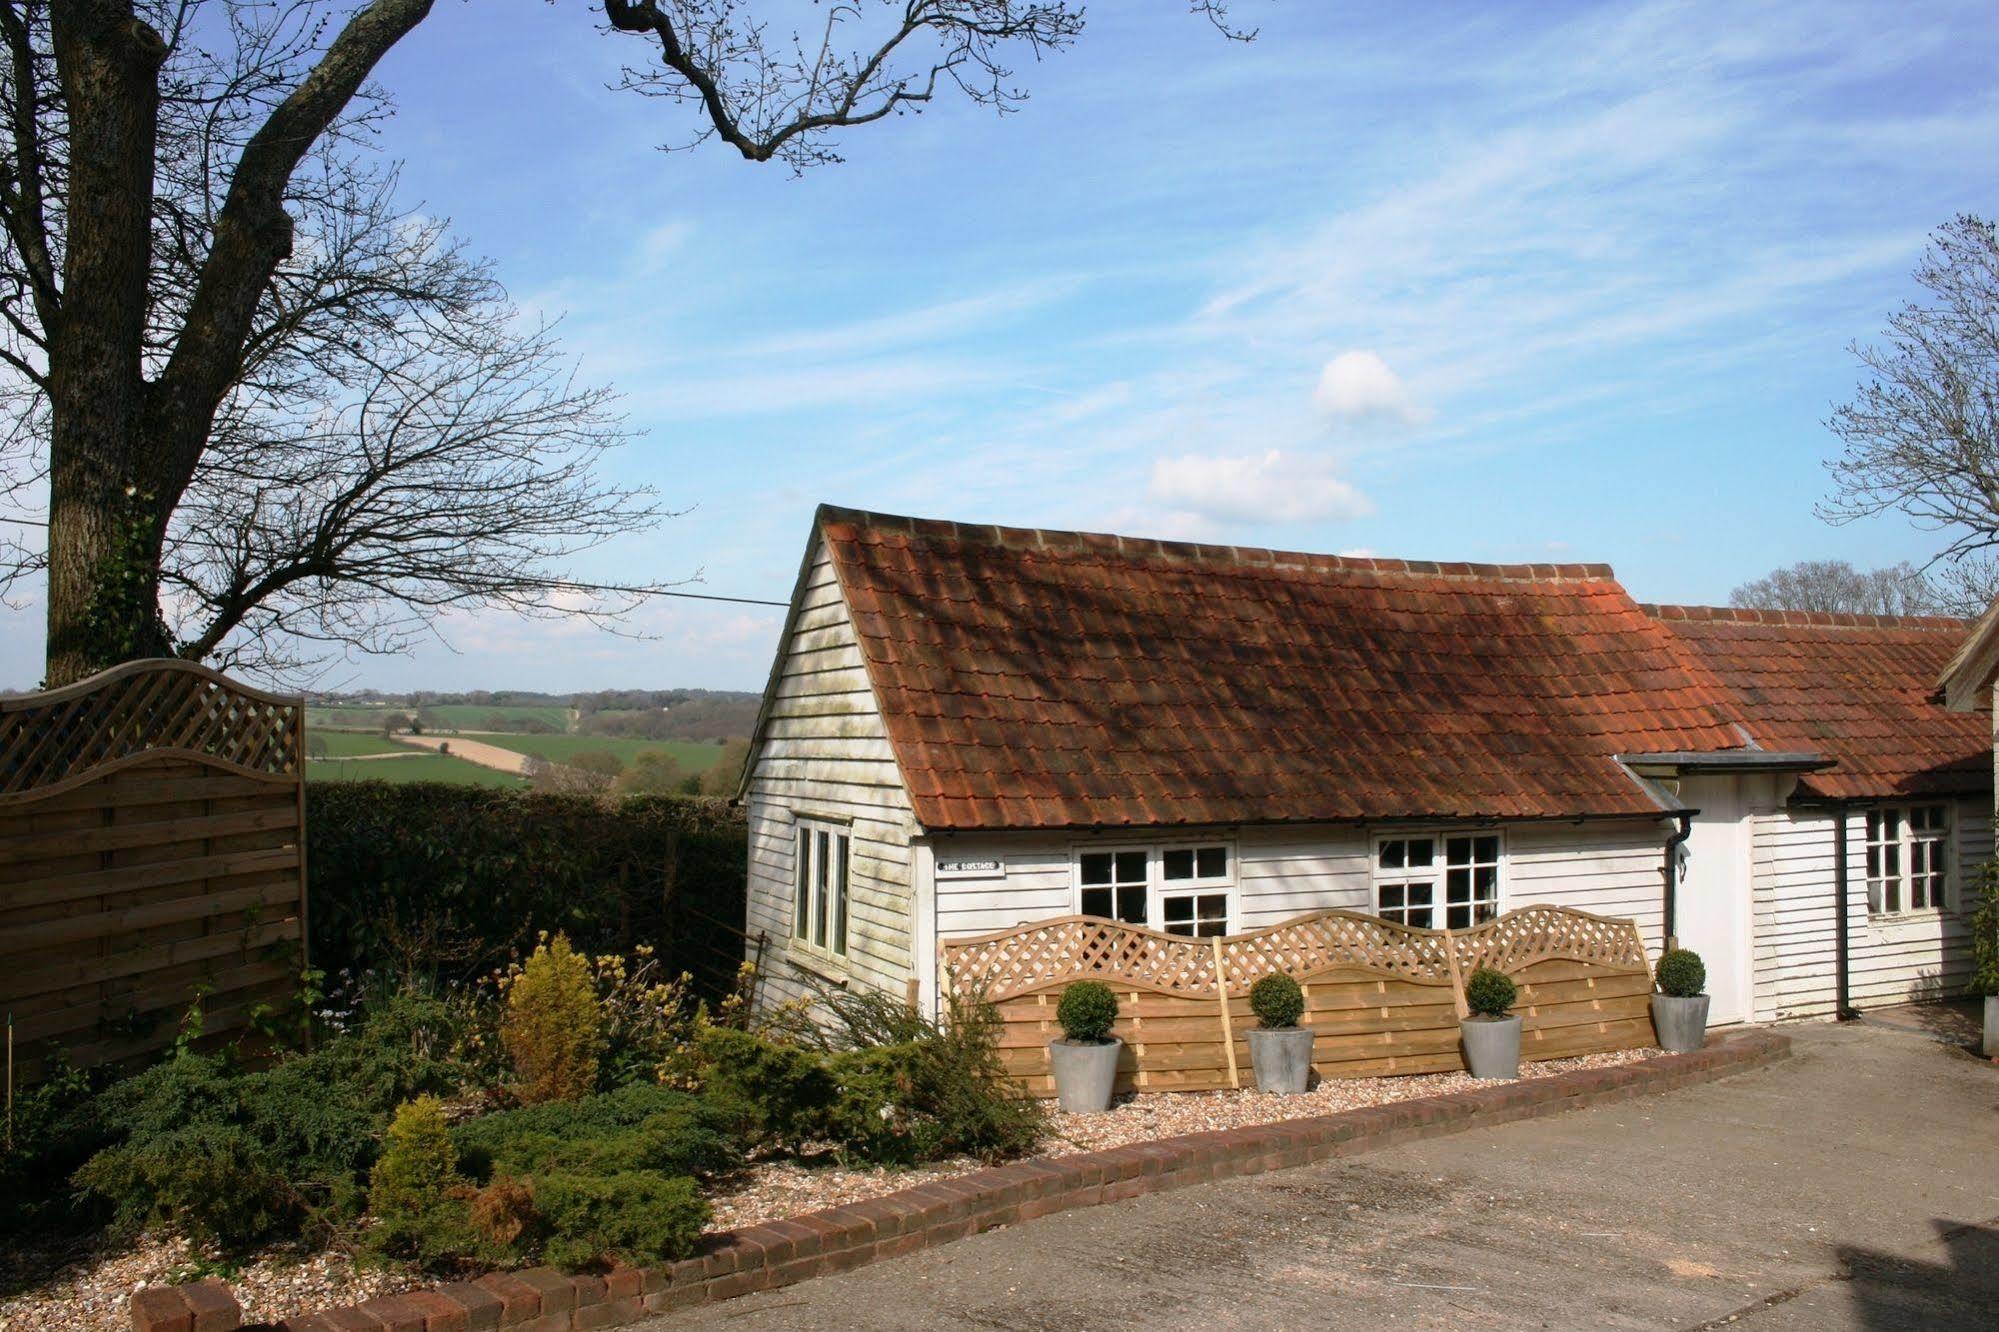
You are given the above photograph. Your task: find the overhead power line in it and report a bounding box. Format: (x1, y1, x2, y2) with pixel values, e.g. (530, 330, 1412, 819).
(0, 513, 789, 607)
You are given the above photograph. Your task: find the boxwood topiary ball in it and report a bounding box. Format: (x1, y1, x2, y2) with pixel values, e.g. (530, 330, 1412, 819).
(1249, 973, 1305, 1029)
(1463, 966, 1517, 1018)
(1056, 980, 1119, 1044)
(1655, 948, 1706, 998)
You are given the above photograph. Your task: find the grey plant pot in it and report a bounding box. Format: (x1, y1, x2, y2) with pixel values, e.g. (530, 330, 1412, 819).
(1247, 1026, 1316, 1094)
(1984, 996, 1999, 1059)
(1049, 1036, 1123, 1113)
(1461, 1014, 1521, 1080)
(1651, 993, 1711, 1053)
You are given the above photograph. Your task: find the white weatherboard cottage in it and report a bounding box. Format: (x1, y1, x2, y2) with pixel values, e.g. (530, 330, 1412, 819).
(741, 508, 1993, 1028)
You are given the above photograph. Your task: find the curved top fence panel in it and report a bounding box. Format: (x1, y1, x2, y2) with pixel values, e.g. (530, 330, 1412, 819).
(941, 903, 1648, 1005)
(0, 658, 301, 800)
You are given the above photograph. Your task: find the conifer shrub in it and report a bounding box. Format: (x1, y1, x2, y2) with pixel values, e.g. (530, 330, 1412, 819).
(693, 1026, 836, 1152)
(1056, 981, 1119, 1044)
(501, 933, 604, 1102)
(1249, 973, 1306, 1029)
(1463, 967, 1518, 1018)
(364, 1096, 481, 1266)
(69, 989, 464, 1250)
(451, 1083, 740, 1183)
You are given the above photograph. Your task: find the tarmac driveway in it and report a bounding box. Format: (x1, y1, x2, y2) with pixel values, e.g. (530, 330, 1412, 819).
(645, 1017, 1999, 1331)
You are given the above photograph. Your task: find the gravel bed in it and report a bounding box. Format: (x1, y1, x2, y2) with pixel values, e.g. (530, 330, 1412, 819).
(703, 1047, 1658, 1230)
(1, 1046, 1658, 1329)
(0, 1234, 419, 1332)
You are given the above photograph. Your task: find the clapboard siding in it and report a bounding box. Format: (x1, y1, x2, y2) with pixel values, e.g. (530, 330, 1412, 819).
(743, 536, 917, 1009)
(932, 818, 1675, 949)
(1751, 796, 1991, 1020)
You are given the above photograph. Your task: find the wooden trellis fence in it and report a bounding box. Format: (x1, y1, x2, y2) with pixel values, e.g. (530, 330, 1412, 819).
(942, 904, 1654, 1096)
(0, 659, 306, 1083)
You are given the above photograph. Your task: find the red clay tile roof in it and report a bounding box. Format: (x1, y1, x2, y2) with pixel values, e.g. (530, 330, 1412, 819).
(819, 508, 1754, 831)
(1642, 604, 1991, 802)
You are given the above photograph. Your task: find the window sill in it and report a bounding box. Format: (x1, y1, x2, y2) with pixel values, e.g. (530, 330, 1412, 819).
(1866, 908, 1954, 928)
(786, 948, 851, 987)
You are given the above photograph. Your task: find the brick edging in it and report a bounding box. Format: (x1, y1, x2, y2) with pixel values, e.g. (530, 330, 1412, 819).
(135, 1031, 1790, 1331)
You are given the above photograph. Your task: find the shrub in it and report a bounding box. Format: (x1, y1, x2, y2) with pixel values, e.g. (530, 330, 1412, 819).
(692, 1027, 835, 1151)
(817, 998, 1045, 1166)
(451, 1084, 741, 1183)
(1249, 974, 1305, 1029)
(69, 987, 465, 1250)
(531, 1170, 708, 1269)
(369, 1097, 459, 1216)
(502, 934, 604, 1102)
(1463, 967, 1517, 1018)
(0, 1054, 106, 1236)
(1056, 981, 1119, 1044)
(71, 1120, 295, 1250)
(1967, 862, 1999, 999)
(364, 1097, 481, 1267)
(1655, 949, 1707, 999)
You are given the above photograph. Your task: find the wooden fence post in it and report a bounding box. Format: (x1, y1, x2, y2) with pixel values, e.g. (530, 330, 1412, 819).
(1212, 935, 1240, 1090)
(1442, 929, 1469, 1019)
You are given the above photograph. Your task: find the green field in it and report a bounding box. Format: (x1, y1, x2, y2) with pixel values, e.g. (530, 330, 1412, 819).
(305, 751, 527, 787)
(469, 734, 723, 772)
(310, 730, 414, 758)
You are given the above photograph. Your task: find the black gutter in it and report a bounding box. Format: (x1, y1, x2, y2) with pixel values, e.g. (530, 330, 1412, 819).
(1662, 811, 1694, 947)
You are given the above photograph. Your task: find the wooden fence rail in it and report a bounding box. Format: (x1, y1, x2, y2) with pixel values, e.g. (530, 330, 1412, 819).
(942, 904, 1653, 1096)
(0, 659, 306, 1083)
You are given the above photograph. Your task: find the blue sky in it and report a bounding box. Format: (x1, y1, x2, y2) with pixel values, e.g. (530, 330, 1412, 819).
(10, 0, 1999, 692)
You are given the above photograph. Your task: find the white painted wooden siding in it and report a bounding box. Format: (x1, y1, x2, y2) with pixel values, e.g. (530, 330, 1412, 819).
(743, 537, 917, 1008)
(930, 818, 1674, 946)
(1751, 797, 1992, 1020)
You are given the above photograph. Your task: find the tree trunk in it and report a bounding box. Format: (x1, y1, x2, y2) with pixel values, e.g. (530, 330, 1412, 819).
(42, 0, 169, 686)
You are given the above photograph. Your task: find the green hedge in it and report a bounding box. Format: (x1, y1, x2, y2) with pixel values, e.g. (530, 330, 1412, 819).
(304, 783, 748, 996)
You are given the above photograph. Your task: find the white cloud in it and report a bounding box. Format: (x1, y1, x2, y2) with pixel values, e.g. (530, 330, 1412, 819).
(1312, 350, 1427, 425)
(1149, 449, 1375, 524)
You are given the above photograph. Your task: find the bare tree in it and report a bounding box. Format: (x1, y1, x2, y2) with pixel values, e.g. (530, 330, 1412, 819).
(1822, 214, 1999, 615)
(1728, 559, 1945, 617)
(0, 0, 1243, 685)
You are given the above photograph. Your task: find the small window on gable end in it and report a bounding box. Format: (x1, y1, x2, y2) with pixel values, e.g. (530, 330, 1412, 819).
(793, 819, 851, 960)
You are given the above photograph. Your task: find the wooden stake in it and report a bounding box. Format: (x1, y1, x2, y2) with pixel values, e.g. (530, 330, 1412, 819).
(1442, 929, 1469, 1019)
(1212, 936, 1240, 1090)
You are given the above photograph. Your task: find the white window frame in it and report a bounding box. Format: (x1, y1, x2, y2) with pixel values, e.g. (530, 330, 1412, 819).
(1072, 841, 1238, 937)
(1864, 803, 1952, 918)
(1371, 830, 1505, 932)
(792, 815, 851, 962)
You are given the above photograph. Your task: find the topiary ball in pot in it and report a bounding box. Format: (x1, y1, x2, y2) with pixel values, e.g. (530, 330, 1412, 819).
(1249, 973, 1305, 1030)
(1654, 948, 1706, 998)
(1246, 973, 1314, 1094)
(1055, 980, 1119, 1044)
(1048, 981, 1121, 1114)
(1651, 948, 1710, 1053)
(1463, 967, 1517, 1018)
(1459, 967, 1521, 1080)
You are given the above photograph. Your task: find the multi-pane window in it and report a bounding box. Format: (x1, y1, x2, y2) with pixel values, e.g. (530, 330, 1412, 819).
(1079, 849, 1149, 925)
(793, 820, 849, 956)
(1866, 805, 1950, 915)
(1077, 844, 1233, 936)
(1375, 834, 1501, 930)
(1161, 844, 1231, 938)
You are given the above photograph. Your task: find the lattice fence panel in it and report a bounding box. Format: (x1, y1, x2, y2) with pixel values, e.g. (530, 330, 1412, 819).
(0, 660, 306, 1084)
(943, 903, 1655, 1096)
